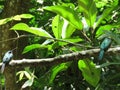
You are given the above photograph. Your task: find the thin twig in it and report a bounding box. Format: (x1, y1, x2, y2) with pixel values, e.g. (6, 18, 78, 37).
(0, 35, 87, 47)
(81, 31, 91, 42)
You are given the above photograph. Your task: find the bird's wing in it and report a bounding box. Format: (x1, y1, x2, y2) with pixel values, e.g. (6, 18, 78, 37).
(1, 63, 6, 73)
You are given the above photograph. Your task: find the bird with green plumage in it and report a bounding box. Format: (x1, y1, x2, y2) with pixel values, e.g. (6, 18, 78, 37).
(98, 38, 112, 60)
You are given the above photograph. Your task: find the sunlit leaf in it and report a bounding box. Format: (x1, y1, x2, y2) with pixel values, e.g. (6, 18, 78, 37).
(24, 71, 31, 79)
(78, 59, 101, 87)
(0, 18, 12, 25)
(22, 78, 34, 89)
(16, 71, 25, 81)
(13, 15, 22, 20)
(19, 72, 24, 81)
(20, 14, 34, 19)
(52, 15, 63, 39)
(0, 14, 33, 25)
(44, 5, 83, 30)
(11, 23, 53, 38)
(12, 14, 33, 20)
(78, 0, 97, 27)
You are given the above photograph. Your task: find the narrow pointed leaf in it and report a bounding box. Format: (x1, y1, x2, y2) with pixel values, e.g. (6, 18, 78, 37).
(19, 72, 24, 81)
(24, 71, 31, 79)
(13, 14, 33, 20)
(22, 78, 34, 89)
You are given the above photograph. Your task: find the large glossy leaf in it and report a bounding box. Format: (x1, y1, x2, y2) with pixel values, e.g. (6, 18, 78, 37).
(52, 15, 63, 39)
(49, 62, 71, 84)
(11, 23, 53, 38)
(78, 0, 97, 27)
(78, 59, 101, 87)
(44, 5, 83, 30)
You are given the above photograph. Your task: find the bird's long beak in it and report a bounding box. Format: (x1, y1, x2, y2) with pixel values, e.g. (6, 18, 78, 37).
(11, 47, 17, 51)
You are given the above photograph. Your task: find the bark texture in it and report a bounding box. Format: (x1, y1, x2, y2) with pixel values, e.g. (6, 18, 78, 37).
(0, 0, 30, 90)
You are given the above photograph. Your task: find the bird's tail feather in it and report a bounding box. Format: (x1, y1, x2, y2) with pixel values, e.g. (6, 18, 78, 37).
(1, 63, 5, 73)
(98, 50, 104, 60)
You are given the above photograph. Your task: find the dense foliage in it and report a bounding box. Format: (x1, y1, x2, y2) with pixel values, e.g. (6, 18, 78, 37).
(1, 0, 120, 89)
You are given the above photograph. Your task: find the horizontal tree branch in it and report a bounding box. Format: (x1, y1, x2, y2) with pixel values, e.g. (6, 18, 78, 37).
(0, 47, 120, 68)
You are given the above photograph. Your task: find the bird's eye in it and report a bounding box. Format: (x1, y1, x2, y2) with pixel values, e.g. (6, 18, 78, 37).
(8, 51, 12, 54)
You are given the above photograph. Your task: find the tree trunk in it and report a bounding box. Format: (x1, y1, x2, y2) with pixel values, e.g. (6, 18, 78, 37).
(0, 0, 30, 89)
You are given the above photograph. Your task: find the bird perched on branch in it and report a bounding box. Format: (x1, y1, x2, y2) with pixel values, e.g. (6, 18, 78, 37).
(1, 47, 17, 73)
(1, 50, 13, 73)
(98, 38, 112, 60)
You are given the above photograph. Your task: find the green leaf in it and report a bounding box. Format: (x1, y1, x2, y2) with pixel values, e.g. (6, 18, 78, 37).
(22, 44, 48, 54)
(78, 59, 101, 87)
(49, 62, 71, 84)
(24, 71, 31, 79)
(22, 78, 34, 89)
(95, 7, 115, 28)
(20, 14, 34, 19)
(61, 19, 76, 39)
(0, 18, 12, 25)
(44, 5, 83, 30)
(0, 14, 33, 25)
(96, 24, 119, 37)
(78, 0, 97, 27)
(52, 15, 63, 39)
(16, 71, 24, 81)
(19, 72, 24, 81)
(12, 14, 33, 20)
(11, 23, 53, 38)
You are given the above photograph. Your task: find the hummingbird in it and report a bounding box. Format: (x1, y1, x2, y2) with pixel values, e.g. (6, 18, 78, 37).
(1, 48, 17, 73)
(98, 38, 112, 60)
